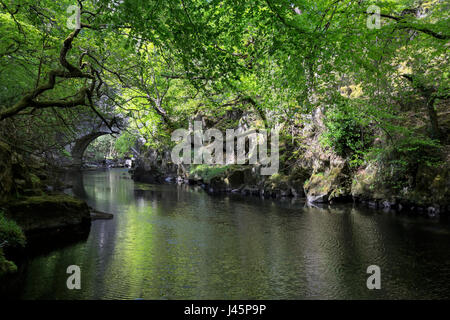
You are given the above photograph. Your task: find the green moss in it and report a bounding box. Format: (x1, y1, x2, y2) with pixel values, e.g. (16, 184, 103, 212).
(0, 210, 25, 277)
(3, 194, 91, 233)
(0, 248, 18, 277)
(267, 173, 289, 185)
(264, 173, 290, 193)
(189, 164, 231, 183)
(29, 173, 41, 188)
(12, 194, 84, 207)
(304, 167, 349, 200)
(0, 210, 26, 248)
(268, 173, 282, 182)
(134, 183, 156, 191)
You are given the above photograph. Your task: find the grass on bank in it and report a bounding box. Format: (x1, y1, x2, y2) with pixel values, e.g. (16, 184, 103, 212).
(0, 210, 26, 276)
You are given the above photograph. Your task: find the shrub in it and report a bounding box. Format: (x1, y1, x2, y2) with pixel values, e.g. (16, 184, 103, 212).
(189, 164, 231, 182)
(0, 210, 25, 276)
(369, 135, 443, 190)
(0, 248, 18, 275)
(321, 99, 371, 161)
(114, 132, 137, 158)
(0, 210, 26, 248)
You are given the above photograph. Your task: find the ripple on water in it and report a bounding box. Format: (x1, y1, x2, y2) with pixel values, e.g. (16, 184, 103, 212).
(2, 169, 450, 300)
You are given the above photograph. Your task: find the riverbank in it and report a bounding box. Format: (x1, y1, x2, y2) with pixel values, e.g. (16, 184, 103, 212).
(0, 142, 104, 277)
(163, 164, 448, 219)
(130, 106, 450, 219)
(0, 193, 92, 277)
(132, 164, 449, 219)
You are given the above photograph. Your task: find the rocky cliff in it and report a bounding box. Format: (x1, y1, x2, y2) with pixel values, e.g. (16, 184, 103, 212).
(130, 108, 450, 218)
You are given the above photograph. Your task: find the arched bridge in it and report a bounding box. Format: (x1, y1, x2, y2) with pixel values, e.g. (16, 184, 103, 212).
(70, 131, 112, 167)
(65, 117, 124, 168)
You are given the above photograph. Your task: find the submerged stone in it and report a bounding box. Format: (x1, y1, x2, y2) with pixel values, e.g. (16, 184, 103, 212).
(90, 209, 114, 220)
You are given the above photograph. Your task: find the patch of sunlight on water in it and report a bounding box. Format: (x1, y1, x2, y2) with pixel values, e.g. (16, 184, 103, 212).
(2, 168, 450, 299)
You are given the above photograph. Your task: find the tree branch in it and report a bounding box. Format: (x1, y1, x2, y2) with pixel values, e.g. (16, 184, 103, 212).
(0, 26, 95, 121)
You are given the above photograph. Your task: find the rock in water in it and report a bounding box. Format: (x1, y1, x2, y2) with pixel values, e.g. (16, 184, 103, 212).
(3, 194, 91, 233)
(90, 209, 114, 220)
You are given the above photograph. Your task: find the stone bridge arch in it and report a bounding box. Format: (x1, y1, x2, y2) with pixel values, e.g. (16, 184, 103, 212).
(64, 114, 126, 168)
(70, 131, 111, 167)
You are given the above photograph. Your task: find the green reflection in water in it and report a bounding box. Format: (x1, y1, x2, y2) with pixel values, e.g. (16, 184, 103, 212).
(2, 168, 450, 300)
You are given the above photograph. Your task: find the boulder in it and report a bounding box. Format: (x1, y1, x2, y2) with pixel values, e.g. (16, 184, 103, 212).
(131, 148, 177, 184)
(351, 164, 389, 202)
(263, 173, 291, 198)
(0, 141, 45, 201)
(4, 194, 91, 233)
(90, 209, 114, 220)
(351, 161, 449, 213)
(226, 169, 246, 189)
(304, 166, 350, 203)
(0, 248, 17, 276)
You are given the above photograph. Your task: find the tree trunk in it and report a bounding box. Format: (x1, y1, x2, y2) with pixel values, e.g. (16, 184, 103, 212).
(426, 97, 440, 140)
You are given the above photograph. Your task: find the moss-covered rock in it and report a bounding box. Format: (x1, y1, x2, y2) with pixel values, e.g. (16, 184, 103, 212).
(0, 211, 26, 277)
(3, 194, 91, 233)
(263, 173, 291, 197)
(287, 168, 310, 197)
(189, 164, 230, 183)
(188, 165, 259, 193)
(351, 164, 389, 201)
(0, 141, 44, 200)
(0, 211, 26, 248)
(0, 248, 17, 277)
(226, 169, 246, 189)
(304, 166, 350, 203)
(131, 148, 178, 183)
(413, 165, 450, 207)
(351, 160, 450, 212)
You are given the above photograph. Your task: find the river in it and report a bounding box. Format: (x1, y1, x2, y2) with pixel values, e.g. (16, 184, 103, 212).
(2, 168, 450, 299)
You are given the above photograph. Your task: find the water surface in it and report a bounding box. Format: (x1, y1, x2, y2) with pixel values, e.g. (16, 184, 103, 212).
(2, 168, 450, 299)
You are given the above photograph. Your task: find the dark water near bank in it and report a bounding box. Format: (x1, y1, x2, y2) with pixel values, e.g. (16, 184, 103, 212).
(2, 168, 450, 299)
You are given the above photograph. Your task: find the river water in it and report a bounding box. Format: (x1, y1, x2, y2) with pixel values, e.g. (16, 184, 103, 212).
(2, 168, 450, 299)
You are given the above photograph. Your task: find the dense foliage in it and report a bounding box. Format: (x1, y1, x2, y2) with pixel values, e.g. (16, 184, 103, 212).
(0, 0, 448, 178)
(0, 211, 26, 248)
